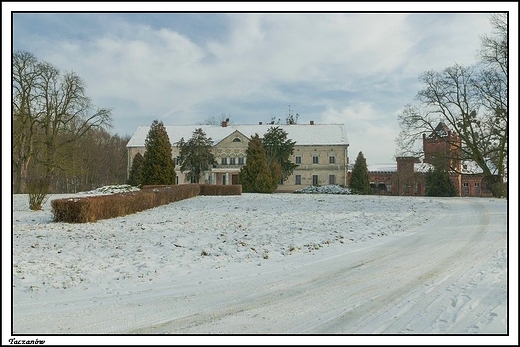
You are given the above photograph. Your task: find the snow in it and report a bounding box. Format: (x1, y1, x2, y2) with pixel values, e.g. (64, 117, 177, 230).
(6, 185, 517, 345)
(126, 124, 349, 148)
(294, 184, 351, 194)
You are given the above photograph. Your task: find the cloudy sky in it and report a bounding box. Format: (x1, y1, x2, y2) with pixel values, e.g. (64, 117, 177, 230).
(5, 3, 517, 165)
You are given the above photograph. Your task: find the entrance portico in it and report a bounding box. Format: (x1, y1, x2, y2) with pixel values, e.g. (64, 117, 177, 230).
(210, 168, 240, 185)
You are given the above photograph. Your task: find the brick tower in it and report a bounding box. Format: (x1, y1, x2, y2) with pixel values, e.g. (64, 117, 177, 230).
(422, 122, 462, 171)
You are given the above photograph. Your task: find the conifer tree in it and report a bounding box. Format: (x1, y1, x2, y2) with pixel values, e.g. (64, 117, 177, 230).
(239, 134, 278, 193)
(141, 120, 176, 185)
(350, 151, 371, 195)
(177, 128, 215, 183)
(425, 165, 457, 197)
(262, 126, 297, 183)
(127, 152, 144, 186)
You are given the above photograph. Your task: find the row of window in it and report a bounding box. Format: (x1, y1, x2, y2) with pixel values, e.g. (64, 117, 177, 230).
(294, 174, 336, 186)
(463, 182, 481, 187)
(173, 154, 340, 166)
(220, 157, 245, 165)
(462, 182, 481, 194)
(219, 155, 337, 166)
(295, 155, 336, 164)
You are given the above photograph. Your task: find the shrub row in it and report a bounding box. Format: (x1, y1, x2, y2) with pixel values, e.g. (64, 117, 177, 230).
(52, 184, 241, 223)
(199, 184, 242, 196)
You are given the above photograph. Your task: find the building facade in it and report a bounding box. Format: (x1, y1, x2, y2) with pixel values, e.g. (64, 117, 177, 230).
(355, 122, 497, 197)
(126, 121, 350, 192)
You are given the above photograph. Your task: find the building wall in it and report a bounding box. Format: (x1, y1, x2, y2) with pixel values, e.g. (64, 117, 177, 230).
(461, 175, 494, 197)
(423, 131, 462, 171)
(127, 138, 349, 192)
(280, 144, 349, 192)
(368, 172, 394, 195)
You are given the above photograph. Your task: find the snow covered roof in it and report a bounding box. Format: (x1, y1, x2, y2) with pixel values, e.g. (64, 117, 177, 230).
(367, 163, 397, 172)
(414, 162, 435, 173)
(428, 122, 451, 138)
(360, 158, 499, 176)
(461, 159, 498, 175)
(126, 124, 349, 148)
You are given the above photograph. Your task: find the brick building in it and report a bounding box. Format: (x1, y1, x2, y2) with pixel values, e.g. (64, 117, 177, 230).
(351, 122, 497, 197)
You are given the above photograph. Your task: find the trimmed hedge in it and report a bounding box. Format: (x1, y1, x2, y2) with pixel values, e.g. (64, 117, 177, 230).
(51, 184, 241, 223)
(200, 184, 242, 196)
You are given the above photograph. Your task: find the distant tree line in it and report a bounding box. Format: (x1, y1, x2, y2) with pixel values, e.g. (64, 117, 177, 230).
(12, 50, 129, 201)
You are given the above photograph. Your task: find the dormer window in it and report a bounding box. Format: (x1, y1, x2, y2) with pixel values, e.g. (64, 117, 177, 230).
(232, 137, 241, 142)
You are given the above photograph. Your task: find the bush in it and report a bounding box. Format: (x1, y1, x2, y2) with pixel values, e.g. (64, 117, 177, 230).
(425, 166, 457, 197)
(51, 184, 242, 223)
(491, 182, 507, 198)
(52, 185, 200, 223)
(200, 184, 242, 196)
(26, 177, 50, 210)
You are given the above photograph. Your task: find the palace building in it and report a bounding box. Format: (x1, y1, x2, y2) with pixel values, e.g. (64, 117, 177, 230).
(126, 120, 349, 192)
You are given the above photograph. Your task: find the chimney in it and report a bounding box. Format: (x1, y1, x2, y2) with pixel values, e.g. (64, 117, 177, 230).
(259, 122, 263, 125)
(310, 120, 314, 125)
(221, 121, 228, 127)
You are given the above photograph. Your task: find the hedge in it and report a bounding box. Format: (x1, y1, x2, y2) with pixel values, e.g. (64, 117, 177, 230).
(51, 184, 241, 223)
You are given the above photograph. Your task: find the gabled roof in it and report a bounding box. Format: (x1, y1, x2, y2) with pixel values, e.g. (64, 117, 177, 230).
(428, 122, 451, 138)
(461, 159, 498, 175)
(126, 124, 349, 148)
(213, 129, 249, 146)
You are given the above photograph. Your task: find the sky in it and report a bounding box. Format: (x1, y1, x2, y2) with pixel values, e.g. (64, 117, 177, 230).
(9, 188, 512, 343)
(4, 3, 518, 166)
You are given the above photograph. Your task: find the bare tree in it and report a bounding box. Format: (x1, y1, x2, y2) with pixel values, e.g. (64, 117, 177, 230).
(475, 12, 508, 186)
(396, 14, 507, 197)
(12, 50, 112, 194)
(199, 113, 231, 126)
(12, 51, 39, 193)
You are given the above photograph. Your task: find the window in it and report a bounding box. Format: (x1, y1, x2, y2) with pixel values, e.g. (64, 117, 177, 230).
(329, 175, 336, 185)
(329, 156, 335, 164)
(312, 175, 319, 186)
(295, 175, 302, 185)
(312, 156, 319, 164)
(238, 157, 245, 165)
(463, 182, 469, 194)
(295, 156, 302, 164)
(221, 158, 227, 165)
(230, 157, 236, 165)
(232, 137, 241, 142)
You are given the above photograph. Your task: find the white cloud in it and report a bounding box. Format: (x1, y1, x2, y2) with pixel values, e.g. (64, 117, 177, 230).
(320, 103, 399, 163)
(9, 11, 506, 163)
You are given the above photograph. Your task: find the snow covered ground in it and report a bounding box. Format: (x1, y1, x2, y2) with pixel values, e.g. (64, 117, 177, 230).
(5, 186, 517, 345)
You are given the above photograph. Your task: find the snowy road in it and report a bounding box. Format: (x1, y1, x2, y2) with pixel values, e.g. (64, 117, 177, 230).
(11, 195, 509, 339)
(127, 198, 507, 335)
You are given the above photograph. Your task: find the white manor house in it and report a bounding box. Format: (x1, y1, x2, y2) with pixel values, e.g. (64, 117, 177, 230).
(126, 120, 349, 192)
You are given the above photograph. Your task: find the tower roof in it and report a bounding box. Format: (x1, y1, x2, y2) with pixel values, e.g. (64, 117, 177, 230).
(428, 122, 451, 138)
